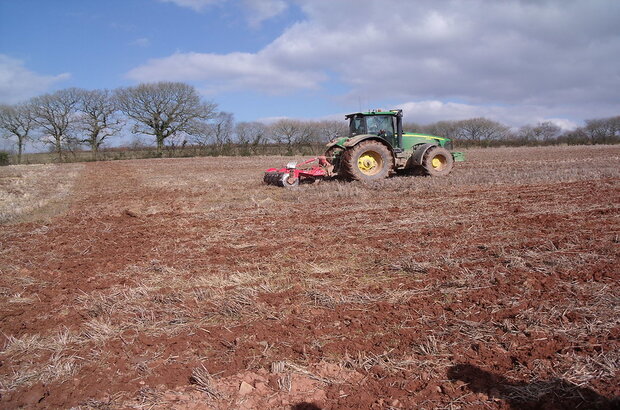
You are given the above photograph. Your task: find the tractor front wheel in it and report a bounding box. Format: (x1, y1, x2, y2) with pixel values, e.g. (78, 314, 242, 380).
(422, 146, 454, 176)
(341, 140, 392, 181)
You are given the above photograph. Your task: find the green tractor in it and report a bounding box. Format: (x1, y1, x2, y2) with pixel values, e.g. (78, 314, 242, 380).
(264, 109, 464, 187)
(326, 109, 464, 181)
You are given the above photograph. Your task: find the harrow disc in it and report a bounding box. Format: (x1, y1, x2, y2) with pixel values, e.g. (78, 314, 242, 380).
(263, 171, 299, 188)
(263, 171, 283, 186)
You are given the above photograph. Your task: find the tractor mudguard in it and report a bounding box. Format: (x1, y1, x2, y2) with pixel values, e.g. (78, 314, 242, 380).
(343, 134, 394, 151)
(326, 140, 344, 150)
(344, 134, 387, 148)
(408, 143, 436, 167)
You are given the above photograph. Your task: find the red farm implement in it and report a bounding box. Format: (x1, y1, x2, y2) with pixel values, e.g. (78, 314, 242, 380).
(263, 156, 334, 187)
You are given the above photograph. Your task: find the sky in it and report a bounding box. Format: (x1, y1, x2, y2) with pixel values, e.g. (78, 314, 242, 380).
(1, 0, 620, 136)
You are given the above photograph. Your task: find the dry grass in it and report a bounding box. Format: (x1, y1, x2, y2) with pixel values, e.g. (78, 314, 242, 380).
(0, 163, 83, 224)
(190, 365, 221, 398)
(0, 331, 82, 391)
(557, 351, 619, 387)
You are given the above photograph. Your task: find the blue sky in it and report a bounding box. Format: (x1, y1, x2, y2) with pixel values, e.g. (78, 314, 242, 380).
(1, 0, 620, 131)
(0, 0, 321, 120)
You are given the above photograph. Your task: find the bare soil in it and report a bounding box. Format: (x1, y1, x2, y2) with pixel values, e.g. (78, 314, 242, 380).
(1, 145, 619, 409)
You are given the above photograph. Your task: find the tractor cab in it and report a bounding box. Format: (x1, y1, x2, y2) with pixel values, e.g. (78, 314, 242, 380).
(346, 109, 404, 149)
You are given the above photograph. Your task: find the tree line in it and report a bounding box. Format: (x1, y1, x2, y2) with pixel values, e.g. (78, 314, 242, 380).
(405, 117, 620, 148)
(1, 81, 619, 164)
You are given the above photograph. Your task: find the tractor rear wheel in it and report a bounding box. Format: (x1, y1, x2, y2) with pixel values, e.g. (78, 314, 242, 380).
(341, 140, 392, 181)
(422, 146, 454, 176)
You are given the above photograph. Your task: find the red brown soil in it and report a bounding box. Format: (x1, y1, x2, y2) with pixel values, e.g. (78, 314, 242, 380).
(1, 147, 619, 409)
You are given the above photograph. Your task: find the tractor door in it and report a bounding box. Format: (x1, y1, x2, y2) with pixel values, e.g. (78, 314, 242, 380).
(366, 115, 396, 147)
(350, 116, 365, 136)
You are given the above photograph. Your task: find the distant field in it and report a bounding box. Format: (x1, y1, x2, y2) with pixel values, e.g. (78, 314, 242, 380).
(1, 145, 619, 409)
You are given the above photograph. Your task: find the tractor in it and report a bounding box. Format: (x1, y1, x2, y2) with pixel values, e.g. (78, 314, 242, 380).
(264, 109, 464, 187)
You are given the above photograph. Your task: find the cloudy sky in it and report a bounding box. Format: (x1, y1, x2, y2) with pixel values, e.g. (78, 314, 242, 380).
(1, 0, 619, 130)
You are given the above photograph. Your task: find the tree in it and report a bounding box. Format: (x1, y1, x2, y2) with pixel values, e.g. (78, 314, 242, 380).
(189, 112, 234, 155)
(30, 88, 82, 161)
(0, 103, 35, 164)
(584, 116, 620, 144)
(456, 118, 509, 144)
(209, 112, 234, 153)
(115, 82, 217, 153)
(269, 119, 314, 154)
(518, 121, 561, 144)
(235, 121, 267, 155)
(558, 128, 588, 145)
(312, 120, 348, 144)
(424, 120, 462, 141)
(76, 89, 124, 160)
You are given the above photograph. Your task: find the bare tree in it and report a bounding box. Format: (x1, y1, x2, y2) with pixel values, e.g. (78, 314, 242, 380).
(189, 112, 234, 154)
(209, 112, 234, 153)
(235, 121, 267, 155)
(188, 121, 211, 151)
(30, 88, 82, 161)
(115, 82, 217, 154)
(269, 119, 314, 154)
(423, 120, 462, 140)
(518, 121, 561, 143)
(312, 120, 348, 143)
(76, 89, 124, 160)
(0, 103, 35, 164)
(456, 118, 509, 143)
(584, 116, 620, 144)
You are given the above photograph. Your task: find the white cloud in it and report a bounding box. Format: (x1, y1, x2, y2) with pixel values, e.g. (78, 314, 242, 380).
(132, 0, 620, 125)
(127, 51, 326, 94)
(396, 101, 578, 130)
(544, 118, 579, 131)
(159, 0, 288, 25)
(255, 115, 289, 124)
(158, 0, 222, 12)
(0, 55, 70, 104)
(242, 0, 288, 27)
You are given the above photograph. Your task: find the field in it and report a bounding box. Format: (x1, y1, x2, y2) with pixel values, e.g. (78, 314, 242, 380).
(1, 145, 619, 409)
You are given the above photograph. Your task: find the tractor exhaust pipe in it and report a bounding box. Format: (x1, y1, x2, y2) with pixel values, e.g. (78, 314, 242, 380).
(396, 109, 403, 149)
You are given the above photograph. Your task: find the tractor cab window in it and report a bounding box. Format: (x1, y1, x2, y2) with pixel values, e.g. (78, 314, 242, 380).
(350, 116, 365, 135)
(366, 115, 395, 141)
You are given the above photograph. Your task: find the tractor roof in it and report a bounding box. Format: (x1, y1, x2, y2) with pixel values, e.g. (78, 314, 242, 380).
(345, 109, 402, 119)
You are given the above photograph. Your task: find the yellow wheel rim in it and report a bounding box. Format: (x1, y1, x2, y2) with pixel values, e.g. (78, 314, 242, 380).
(431, 155, 447, 170)
(357, 151, 383, 175)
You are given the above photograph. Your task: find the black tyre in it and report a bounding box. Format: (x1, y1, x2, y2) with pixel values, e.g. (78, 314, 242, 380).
(341, 140, 392, 181)
(422, 146, 454, 176)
